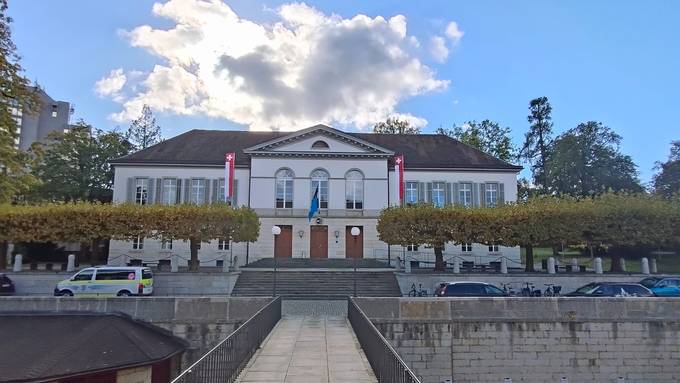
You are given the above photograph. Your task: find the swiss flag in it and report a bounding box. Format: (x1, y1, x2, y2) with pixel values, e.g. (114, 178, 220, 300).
(225, 152, 235, 203)
(394, 155, 404, 204)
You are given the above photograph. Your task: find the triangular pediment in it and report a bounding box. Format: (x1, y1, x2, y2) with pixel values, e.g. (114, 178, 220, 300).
(243, 124, 394, 157)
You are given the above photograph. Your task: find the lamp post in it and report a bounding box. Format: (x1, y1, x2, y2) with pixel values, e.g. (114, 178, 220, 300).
(351, 226, 360, 297)
(272, 226, 281, 297)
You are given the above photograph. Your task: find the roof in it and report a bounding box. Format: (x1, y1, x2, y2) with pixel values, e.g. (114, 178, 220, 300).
(0, 313, 188, 382)
(112, 125, 522, 171)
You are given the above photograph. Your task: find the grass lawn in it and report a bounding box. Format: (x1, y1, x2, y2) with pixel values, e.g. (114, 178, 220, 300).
(520, 247, 680, 274)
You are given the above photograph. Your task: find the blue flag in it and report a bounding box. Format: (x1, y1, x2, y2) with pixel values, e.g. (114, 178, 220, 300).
(308, 186, 319, 221)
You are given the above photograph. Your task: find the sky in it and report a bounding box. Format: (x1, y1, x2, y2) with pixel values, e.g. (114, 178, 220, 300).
(9, 0, 680, 184)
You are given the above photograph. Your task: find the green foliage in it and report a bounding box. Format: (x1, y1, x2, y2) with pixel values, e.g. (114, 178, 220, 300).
(30, 121, 133, 202)
(653, 141, 680, 198)
(521, 96, 554, 192)
(546, 121, 643, 196)
(126, 104, 162, 150)
(373, 117, 420, 134)
(437, 120, 517, 162)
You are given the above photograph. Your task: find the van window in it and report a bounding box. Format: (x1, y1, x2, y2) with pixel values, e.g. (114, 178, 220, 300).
(142, 269, 153, 279)
(95, 270, 136, 281)
(446, 283, 485, 296)
(72, 270, 94, 281)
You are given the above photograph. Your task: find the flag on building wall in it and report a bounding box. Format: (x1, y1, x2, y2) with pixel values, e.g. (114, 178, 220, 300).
(308, 185, 319, 222)
(394, 155, 404, 205)
(225, 152, 235, 203)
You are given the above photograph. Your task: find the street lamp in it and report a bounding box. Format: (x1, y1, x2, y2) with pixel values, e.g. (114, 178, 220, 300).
(272, 226, 281, 297)
(351, 226, 360, 297)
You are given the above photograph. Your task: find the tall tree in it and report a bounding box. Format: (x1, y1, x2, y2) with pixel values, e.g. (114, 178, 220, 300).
(127, 104, 161, 150)
(653, 141, 680, 198)
(373, 117, 420, 134)
(521, 97, 554, 192)
(437, 119, 516, 162)
(31, 121, 133, 202)
(546, 121, 643, 196)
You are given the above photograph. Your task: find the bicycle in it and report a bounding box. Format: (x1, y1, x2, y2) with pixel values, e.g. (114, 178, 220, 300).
(520, 282, 542, 297)
(408, 283, 429, 297)
(544, 284, 562, 297)
(501, 282, 518, 296)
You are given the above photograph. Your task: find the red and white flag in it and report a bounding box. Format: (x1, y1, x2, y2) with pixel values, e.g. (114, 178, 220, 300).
(225, 152, 235, 203)
(394, 155, 404, 205)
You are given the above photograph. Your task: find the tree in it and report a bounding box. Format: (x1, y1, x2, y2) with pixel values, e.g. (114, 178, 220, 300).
(31, 120, 133, 202)
(653, 141, 680, 198)
(373, 117, 420, 134)
(127, 104, 161, 150)
(546, 121, 643, 197)
(521, 97, 554, 192)
(437, 119, 516, 162)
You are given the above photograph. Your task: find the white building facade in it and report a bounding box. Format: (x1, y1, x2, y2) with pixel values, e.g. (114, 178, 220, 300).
(108, 125, 522, 268)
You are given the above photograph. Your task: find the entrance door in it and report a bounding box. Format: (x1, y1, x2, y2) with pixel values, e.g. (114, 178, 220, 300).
(345, 226, 363, 259)
(310, 226, 328, 259)
(274, 225, 292, 258)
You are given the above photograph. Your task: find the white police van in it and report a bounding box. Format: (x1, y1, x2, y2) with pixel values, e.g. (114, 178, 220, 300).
(54, 266, 154, 297)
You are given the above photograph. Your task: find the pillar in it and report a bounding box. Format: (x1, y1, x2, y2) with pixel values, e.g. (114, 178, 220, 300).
(171, 255, 178, 273)
(641, 257, 650, 275)
(232, 255, 239, 272)
(12, 254, 22, 272)
(547, 257, 556, 274)
(500, 257, 508, 274)
(594, 257, 603, 274)
(453, 258, 460, 274)
(395, 256, 401, 272)
(405, 258, 412, 273)
(66, 254, 75, 272)
(571, 258, 578, 272)
(620, 258, 627, 272)
(651, 258, 658, 274)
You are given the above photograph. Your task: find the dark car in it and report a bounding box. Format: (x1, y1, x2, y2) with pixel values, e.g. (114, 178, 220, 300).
(639, 277, 663, 289)
(565, 282, 653, 297)
(435, 282, 508, 297)
(0, 274, 15, 295)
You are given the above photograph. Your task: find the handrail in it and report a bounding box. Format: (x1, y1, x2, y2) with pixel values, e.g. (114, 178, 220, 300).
(348, 298, 421, 383)
(171, 296, 282, 383)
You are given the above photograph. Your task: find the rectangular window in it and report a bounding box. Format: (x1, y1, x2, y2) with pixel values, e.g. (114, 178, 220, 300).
(135, 178, 148, 205)
(218, 239, 230, 251)
(488, 244, 499, 252)
(406, 244, 419, 252)
(461, 243, 472, 252)
(405, 182, 418, 205)
(345, 180, 363, 209)
(431, 182, 446, 208)
(191, 179, 206, 204)
(96, 270, 135, 281)
(162, 179, 177, 205)
(485, 183, 499, 207)
(310, 180, 328, 209)
(132, 236, 144, 250)
(276, 179, 293, 208)
(459, 183, 472, 207)
(161, 237, 172, 250)
(219, 178, 235, 205)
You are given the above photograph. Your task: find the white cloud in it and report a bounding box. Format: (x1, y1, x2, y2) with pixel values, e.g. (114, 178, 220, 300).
(97, 0, 453, 131)
(445, 21, 464, 43)
(429, 36, 449, 62)
(94, 68, 127, 99)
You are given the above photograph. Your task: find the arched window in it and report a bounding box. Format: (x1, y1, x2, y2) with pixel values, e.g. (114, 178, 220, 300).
(311, 140, 330, 149)
(310, 169, 329, 209)
(275, 168, 294, 208)
(345, 170, 364, 210)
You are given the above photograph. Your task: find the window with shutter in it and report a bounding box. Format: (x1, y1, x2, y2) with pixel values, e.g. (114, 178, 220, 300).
(405, 181, 418, 205)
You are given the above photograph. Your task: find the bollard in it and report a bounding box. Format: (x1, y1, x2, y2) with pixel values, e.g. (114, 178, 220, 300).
(453, 259, 460, 274)
(170, 255, 178, 273)
(594, 257, 603, 274)
(395, 256, 402, 272)
(405, 259, 412, 273)
(232, 255, 239, 271)
(222, 253, 230, 272)
(560, 377, 568, 383)
(571, 258, 578, 272)
(547, 257, 556, 274)
(650, 258, 658, 274)
(616, 377, 624, 383)
(500, 257, 508, 274)
(620, 258, 626, 272)
(66, 254, 76, 272)
(503, 378, 512, 383)
(641, 257, 650, 275)
(12, 254, 22, 272)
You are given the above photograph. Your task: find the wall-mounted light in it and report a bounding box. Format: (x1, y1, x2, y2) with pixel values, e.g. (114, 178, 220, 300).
(298, 230, 304, 239)
(334, 230, 340, 243)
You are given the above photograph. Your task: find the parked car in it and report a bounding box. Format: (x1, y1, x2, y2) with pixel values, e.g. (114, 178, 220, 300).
(639, 277, 664, 289)
(54, 266, 154, 297)
(565, 282, 653, 297)
(0, 274, 15, 295)
(647, 278, 680, 297)
(435, 281, 508, 297)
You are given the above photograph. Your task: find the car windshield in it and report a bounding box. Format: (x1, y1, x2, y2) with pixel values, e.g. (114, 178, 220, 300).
(640, 278, 660, 288)
(575, 283, 600, 294)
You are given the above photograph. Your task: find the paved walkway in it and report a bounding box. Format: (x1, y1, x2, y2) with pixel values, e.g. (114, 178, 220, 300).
(236, 301, 377, 383)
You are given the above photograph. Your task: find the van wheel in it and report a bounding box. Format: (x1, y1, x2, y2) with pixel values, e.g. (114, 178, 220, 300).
(117, 290, 132, 297)
(60, 290, 73, 297)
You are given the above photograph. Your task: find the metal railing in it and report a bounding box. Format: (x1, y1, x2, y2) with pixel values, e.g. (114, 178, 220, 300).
(171, 296, 282, 383)
(348, 298, 421, 383)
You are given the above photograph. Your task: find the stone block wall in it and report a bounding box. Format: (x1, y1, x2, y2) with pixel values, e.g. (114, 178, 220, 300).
(355, 297, 680, 383)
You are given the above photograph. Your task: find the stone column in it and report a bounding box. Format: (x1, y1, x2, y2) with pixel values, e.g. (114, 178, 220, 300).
(641, 257, 650, 275)
(594, 257, 603, 274)
(232, 255, 239, 272)
(405, 258, 411, 273)
(66, 254, 76, 272)
(222, 253, 230, 272)
(571, 258, 578, 272)
(651, 258, 658, 274)
(620, 258, 627, 272)
(12, 254, 22, 272)
(453, 258, 460, 274)
(547, 257, 556, 274)
(500, 257, 508, 274)
(171, 255, 178, 273)
(395, 256, 401, 272)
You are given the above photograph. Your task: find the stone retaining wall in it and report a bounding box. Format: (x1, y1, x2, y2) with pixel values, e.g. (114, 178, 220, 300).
(355, 297, 680, 383)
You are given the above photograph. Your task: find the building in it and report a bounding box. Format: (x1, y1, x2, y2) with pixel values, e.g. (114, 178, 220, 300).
(13, 87, 71, 151)
(0, 313, 187, 383)
(108, 124, 522, 267)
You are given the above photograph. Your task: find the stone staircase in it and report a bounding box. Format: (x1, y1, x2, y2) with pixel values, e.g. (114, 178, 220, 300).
(231, 270, 402, 299)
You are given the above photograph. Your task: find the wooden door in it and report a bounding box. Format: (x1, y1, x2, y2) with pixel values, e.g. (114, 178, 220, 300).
(274, 225, 292, 258)
(345, 226, 363, 259)
(310, 226, 328, 259)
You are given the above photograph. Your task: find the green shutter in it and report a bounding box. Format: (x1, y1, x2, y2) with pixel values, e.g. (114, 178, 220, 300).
(426, 182, 432, 204)
(445, 183, 452, 205)
(418, 182, 425, 203)
(175, 179, 182, 204)
(472, 183, 478, 206)
(127, 177, 135, 202)
(183, 179, 191, 203)
(452, 183, 459, 205)
(479, 183, 486, 207)
(203, 179, 210, 204)
(232, 179, 238, 206)
(402, 181, 406, 206)
(211, 179, 218, 203)
(155, 179, 162, 204)
(147, 178, 155, 204)
(499, 183, 505, 205)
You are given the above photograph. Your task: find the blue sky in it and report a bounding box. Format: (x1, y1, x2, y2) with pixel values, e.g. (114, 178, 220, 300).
(9, 1, 680, 184)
